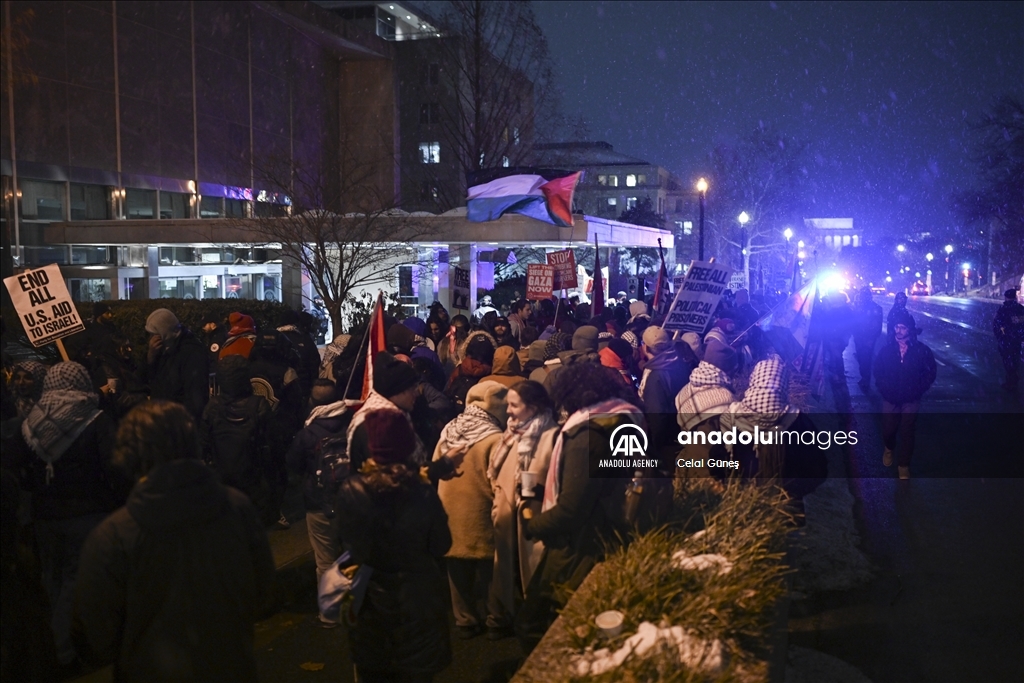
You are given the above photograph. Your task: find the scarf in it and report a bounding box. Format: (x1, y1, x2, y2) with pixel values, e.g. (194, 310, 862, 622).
(438, 405, 502, 454)
(22, 389, 102, 483)
(487, 410, 556, 481)
(305, 398, 363, 427)
(321, 334, 352, 372)
(13, 360, 48, 419)
(639, 350, 680, 400)
(347, 391, 427, 465)
(542, 398, 643, 512)
(720, 355, 800, 441)
(675, 361, 735, 430)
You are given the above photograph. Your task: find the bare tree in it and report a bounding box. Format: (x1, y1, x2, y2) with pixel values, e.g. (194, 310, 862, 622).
(421, 0, 560, 209)
(706, 125, 808, 286)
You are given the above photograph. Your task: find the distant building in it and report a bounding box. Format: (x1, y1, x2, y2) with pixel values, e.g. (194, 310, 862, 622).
(803, 218, 860, 252)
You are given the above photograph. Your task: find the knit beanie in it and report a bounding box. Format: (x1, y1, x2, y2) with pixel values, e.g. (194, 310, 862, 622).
(572, 325, 600, 353)
(228, 312, 256, 337)
(642, 326, 672, 355)
(704, 338, 738, 375)
(629, 301, 648, 319)
(402, 317, 427, 338)
(465, 335, 496, 365)
(387, 323, 416, 353)
(544, 331, 571, 360)
(890, 308, 915, 331)
(606, 337, 633, 363)
(217, 355, 253, 399)
(145, 308, 181, 343)
(466, 380, 508, 424)
(363, 410, 415, 465)
(373, 351, 419, 399)
(528, 340, 547, 363)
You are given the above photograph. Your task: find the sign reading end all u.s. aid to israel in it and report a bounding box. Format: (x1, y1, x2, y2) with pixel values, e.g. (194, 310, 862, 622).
(4, 264, 85, 347)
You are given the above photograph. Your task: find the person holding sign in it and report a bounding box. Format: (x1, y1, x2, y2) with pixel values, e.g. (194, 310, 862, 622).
(141, 309, 210, 422)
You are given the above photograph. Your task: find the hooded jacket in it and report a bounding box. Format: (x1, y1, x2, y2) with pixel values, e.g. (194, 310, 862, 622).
(480, 346, 523, 387)
(72, 459, 275, 682)
(873, 337, 937, 404)
(142, 329, 209, 421)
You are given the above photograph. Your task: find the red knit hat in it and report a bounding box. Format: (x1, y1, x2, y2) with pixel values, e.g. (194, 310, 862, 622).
(363, 410, 415, 465)
(228, 312, 255, 336)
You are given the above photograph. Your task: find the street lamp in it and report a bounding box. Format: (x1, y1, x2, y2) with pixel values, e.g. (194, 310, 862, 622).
(737, 212, 749, 275)
(897, 244, 906, 253)
(944, 244, 954, 292)
(926, 252, 934, 261)
(783, 227, 793, 241)
(696, 178, 708, 261)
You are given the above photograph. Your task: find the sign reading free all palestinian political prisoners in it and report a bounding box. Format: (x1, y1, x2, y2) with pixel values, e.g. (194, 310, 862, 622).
(451, 266, 471, 310)
(526, 264, 555, 299)
(4, 264, 85, 347)
(662, 260, 732, 333)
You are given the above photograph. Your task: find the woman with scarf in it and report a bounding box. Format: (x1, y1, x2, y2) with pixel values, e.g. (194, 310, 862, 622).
(673, 348, 738, 480)
(487, 380, 557, 629)
(516, 363, 644, 651)
(10, 359, 48, 419)
(19, 362, 123, 669)
(432, 380, 509, 639)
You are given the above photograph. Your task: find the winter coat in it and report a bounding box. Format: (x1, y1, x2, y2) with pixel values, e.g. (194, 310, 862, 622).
(445, 357, 492, 410)
(432, 431, 502, 559)
(142, 330, 209, 421)
(480, 346, 524, 387)
(200, 395, 273, 521)
(993, 300, 1024, 347)
(278, 326, 322, 398)
(873, 339, 937, 405)
(334, 464, 452, 678)
(639, 350, 691, 455)
(853, 300, 883, 343)
(72, 459, 275, 683)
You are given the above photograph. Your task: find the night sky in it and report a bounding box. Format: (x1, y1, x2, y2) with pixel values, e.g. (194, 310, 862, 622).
(532, 1, 1023, 243)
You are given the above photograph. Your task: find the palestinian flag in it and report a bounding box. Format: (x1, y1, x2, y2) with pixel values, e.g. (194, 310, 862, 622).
(466, 170, 581, 227)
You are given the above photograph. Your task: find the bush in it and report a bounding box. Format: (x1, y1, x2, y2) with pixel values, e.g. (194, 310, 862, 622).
(59, 298, 293, 367)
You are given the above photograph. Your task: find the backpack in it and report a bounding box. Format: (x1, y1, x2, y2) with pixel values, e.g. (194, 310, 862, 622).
(313, 433, 351, 519)
(205, 396, 268, 495)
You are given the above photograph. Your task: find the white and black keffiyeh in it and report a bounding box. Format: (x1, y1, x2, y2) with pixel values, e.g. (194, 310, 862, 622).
(675, 361, 735, 430)
(438, 405, 502, 455)
(347, 391, 427, 464)
(21, 362, 102, 481)
(720, 354, 799, 434)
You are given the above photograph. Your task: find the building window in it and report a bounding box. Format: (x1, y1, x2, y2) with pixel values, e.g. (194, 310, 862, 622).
(420, 182, 438, 202)
(71, 246, 112, 265)
(419, 102, 439, 125)
(597, 175, 608, 186)
(125, 188, 156, 219)
(683, 221, 693, 235)
(226, 198, 248, 217)
(398, 264, 415, 299)
(160, 191, 189, 219)
(18, 179, 65, 220)
(675, 199, 683, 213)
(419, 142, 440, 164)
(501, 156, 509, 168)
(200, 196, 224, 218)
(426, 63, 440, 86)
(607, 197, 617, 207)
(70, 183, 110, 220)
(637, 174, 647, 185)
(608, 175, 619, 187)
(627, 197, 638, 209)
(626, 174, 637, 187)
(513, 127, 520, 146)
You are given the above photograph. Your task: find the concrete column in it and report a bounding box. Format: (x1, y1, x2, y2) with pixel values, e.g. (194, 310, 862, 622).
(281, 249, 304, 310)
(146, 247, 159, 299)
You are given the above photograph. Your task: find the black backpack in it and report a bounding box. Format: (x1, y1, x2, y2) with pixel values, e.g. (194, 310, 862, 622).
(313, 433, 350, 519)
(205, 396, 268, 495)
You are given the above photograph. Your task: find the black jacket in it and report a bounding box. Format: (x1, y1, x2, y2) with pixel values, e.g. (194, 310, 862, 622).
(853, 301, 883, 343)
(993, 300, 1024, 347)
(142, 331, 209, 421)
(286, 412, 352, 512)
(72, 459, 275, 683)
(334, 465, 452, 678)
(873, 338, 937, 404)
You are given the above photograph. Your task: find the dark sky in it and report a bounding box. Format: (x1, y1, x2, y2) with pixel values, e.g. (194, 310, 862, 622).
(532, 1, 1023, 243)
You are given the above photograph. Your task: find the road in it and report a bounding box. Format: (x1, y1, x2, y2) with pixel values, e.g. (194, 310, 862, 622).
(789, 295, 1024, 683)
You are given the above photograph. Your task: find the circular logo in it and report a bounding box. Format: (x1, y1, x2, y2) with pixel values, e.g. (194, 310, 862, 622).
(609, 423, 648, 457)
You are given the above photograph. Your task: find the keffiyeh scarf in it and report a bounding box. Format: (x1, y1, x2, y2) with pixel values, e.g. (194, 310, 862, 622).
(675, 361, 735, 431)
(438, 405, 502, 455)
(347, 391, 427, 465)
(487, 410, 556, 481)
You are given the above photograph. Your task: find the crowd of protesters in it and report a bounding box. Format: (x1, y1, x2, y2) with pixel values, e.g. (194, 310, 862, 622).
(0, 279, 968, 682)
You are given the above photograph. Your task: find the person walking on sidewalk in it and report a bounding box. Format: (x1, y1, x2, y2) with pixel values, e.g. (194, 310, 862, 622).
(852, 286, 883, 391)
(992, 288, 1024, 391)
(873, 309, 937, 479)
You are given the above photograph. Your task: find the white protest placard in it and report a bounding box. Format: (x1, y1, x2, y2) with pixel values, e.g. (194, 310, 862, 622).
(662, 260, 732, 333)
(526, 264, 554, 299)
(672, 274, 685, 293)
(450, 266, 470, 310)
(545, 249, 578, 289)
(728, 272, 747, 291)
(4, 264, 85, 347)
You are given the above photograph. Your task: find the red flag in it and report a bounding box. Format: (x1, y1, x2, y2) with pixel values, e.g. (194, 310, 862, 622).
(362, 292, 386, 400)
(592, 236, 604, 315)
(653, 239, 671, 315)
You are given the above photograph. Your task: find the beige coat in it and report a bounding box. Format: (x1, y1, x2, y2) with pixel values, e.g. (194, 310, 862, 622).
(490, 426, 557, 615)
(433, 432, 503, 559)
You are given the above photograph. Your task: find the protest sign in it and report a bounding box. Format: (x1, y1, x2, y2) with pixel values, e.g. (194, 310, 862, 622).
(451, 266, 470, 310)
(4, 264, 85, 349)
(662, 260, 732, 333)
(526, 264, 554, 299)
(545, 249, 578, 289)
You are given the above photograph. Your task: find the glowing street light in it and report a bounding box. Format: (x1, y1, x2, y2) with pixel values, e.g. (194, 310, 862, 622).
(696, 178, 708, 260)
(783, 227, 794, 241)
(944, 244, 954, 254)
(926, 252, 934, 261)
(797, 240, 805, 249)
(896, 244, 906, 253)
(738, 211, 750, 225)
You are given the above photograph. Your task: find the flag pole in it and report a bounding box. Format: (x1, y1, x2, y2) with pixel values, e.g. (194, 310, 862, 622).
(342, 291, 380, 400)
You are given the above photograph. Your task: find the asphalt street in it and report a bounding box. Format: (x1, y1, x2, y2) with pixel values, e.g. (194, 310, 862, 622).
(788, 294, 1024, 683)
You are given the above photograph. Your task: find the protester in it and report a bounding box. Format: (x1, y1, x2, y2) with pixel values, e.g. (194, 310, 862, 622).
(852, 287, 884, 391)
(142, 308, 209, 421)
(10, 360, 47, 419)
(639, 326, 692, 455)
(278, 309, 322, 399)
(199, 313, 227, 373)
(347, 351, 426, 472)
(821, 291, 854, 383)
(873, 310, 937, 479)
(599, 337, 638, 393)
(507, 300, 533, 346)
(445, 331, 497, 411)
(219, 312, 258, 359)
(516, 363, 644, 650)
(434, 381, 509, 639)
(310, 296, 329, 345)
(73, 401, 275, 682)
(334, 410, 452, 683)
(886, 291, 909, 339)
(541, 325, 601, 390)
(200, 356, 274, 526)
(675, 354, 737, 431)
(992, 288, 1024, 391)
(488, 380, 557, 628)
(727, 288, 759, 330)
(19, 362, 123, 669)
(491, 316, 519, 350)
(319, 333, 352, 382)
(480, 346, 524, 388)
(473, 295, 498, 322)
(438, 314, 470, 373)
